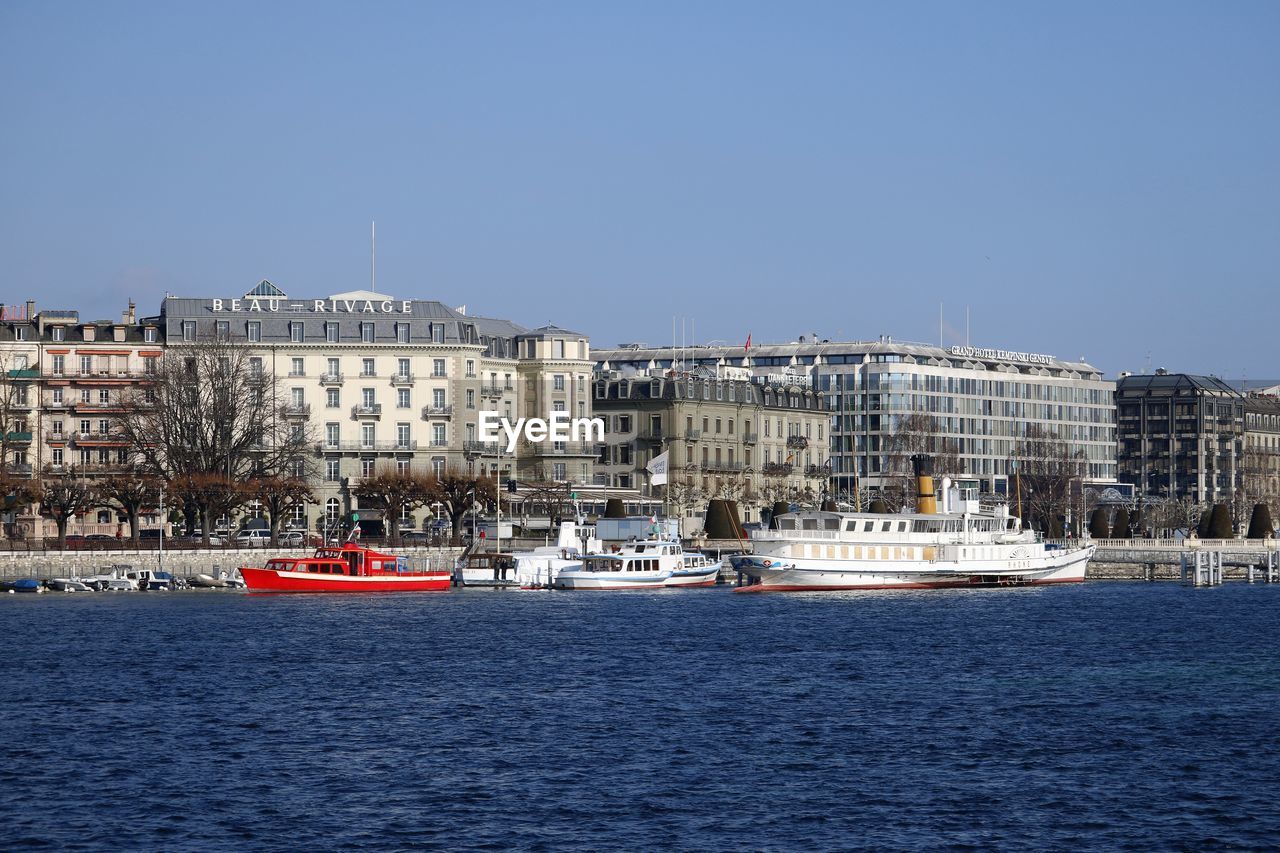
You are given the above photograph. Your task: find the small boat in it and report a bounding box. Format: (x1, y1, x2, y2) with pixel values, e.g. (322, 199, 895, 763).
(453, 551, 519, 588)
(188, 573, 226, 588)
(48, 578, 93, 593)
(127, 569, 176, 591)
(555, 538, 720, 590)
(84, 565, 139, 591)
(508, 521, 601, 589)
(12, 578, 44, 594)
(240, 543, 450, 593)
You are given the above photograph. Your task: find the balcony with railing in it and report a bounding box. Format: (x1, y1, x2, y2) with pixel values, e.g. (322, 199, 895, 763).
(284, 404, 312, 418)
(390, 373, 414, 386)
(421, 405, 453, 419)
(318, 439, 419, 452)
(637, 430, 665, 444)
(8, 369, 39, 380)
(6, 431, 33, 444)
(786, 435, 810, 450)
(804, 464, 831, 478)
(45, 430, 69, 444)
(742, 431, 758, 445)
(761, 462, 794, 476)
(523, 441, 602, 457)
(479, 384, 505, 398)
(5, 462, 33, 477)
(74, 431, 128, 445)
(684, 429, 701, 441)
(429, 439, 450, 448)
(464, 441, 501, 456)
(350, 404, 382, 419)
(320, 373, 344, 386)
(703, 459, 744, 473)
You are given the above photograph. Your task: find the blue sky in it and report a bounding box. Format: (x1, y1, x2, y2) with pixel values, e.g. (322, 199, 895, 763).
(2, 1, 1276, 378)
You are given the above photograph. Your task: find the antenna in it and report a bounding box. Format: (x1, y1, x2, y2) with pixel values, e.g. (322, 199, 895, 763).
(965, 305, 970, 346)
(371, 221, 376, 292)
(939, 301, 943, 347)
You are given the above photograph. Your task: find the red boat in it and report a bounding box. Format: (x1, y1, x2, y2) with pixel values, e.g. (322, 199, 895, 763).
(240, 543, 451, 593)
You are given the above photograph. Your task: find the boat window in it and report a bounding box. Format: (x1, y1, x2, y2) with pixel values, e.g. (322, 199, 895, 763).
(863, 521, 874, 532)
(881, 522, 891, 532)
(778, 518, 795, 530)
(898, 522, 907, 532)
(823, 518, 840, 530)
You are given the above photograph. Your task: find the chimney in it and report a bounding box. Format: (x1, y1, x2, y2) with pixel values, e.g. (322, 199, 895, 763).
(25, 300, 35, 321)
(123, 300, 136, 325)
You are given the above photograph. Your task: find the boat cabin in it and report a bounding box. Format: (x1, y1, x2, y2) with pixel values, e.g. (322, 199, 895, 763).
(264, 544, 424, 576)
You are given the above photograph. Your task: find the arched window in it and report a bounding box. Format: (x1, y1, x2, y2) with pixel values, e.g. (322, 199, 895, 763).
(325, 498, 340, 524)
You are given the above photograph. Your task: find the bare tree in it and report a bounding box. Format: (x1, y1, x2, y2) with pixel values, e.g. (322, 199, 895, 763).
(0, 354, 35, 479)
(116, 336, 316, 487)
(352, 467, 432, 546)
(666, 468, 705, 528)
(426, 469, 498, 544)
(99, 469, 161, 545)
(38, 468, 97, 549)
(249, 476, 316, 546)
(1012, 425, 1086, 536)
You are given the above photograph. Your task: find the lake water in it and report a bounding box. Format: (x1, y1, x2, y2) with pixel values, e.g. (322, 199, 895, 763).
(2, 582, 1278, 850)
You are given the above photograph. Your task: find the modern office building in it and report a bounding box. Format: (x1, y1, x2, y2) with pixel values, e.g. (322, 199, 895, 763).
(593, 374, 828, 525)
(596, 337, 1116, 500)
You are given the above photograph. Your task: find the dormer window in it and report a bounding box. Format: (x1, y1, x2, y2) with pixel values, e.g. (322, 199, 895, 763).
(51, 327, 64, 342)
(143, 327, 156, 343)
(113, 326, 126, 342)
(83, 326, 96, 342)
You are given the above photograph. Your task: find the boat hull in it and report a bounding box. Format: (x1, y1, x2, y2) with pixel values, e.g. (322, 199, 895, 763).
(555, 567, 719, 590)
(241, 567, 451, 593)
(731, 546, 1093, 592)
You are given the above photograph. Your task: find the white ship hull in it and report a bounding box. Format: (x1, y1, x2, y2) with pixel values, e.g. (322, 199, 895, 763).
(556, 566, 719, 590)
(731, 545, 1092, 591)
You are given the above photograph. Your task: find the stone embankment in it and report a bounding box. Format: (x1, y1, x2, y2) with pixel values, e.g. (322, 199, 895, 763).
(0, 547, 465, 580)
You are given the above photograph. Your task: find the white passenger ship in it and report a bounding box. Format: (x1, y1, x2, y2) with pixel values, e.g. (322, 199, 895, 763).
(731, 457, 1093, 592)
(555, 539, 721, 590)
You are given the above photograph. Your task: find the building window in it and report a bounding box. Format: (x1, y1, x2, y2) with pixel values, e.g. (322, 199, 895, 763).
(361, 424, 375, 448)
(397, 358, 410, 378)
(248, 357, 262, 377)
(554, 375, 565, 391)
(52, 388, 63, 405)
(291, 388, 305, 407)
(554, 340, 565, 359)
(326, 322, 339, 343)
(99, 389, 110, 404)
(325, 460, 340, 481)
(433, 359, 446, 378)
(51, 355, 64, 375)
(291, 357, 304, 377)
(465, 360, 475, 378)
(289, 322, 303, 342)
(216, 320, 230, 341)
(327, 357, 340, 377)
(396, 324, 410, 343)
(397, 388, 410, 408)
(182, 321, 195, 341)
(396, 458, 410, 475)
(247, 321, 261, 342)
(80, 355, 92, 374)
(431, 324, 445, 344)
(362, 358, 375, 377)
(553, 462, 566, 480)
(397, 423, 411, 447)
(326, 423, 339, 447)
(362, 388, 375, 408)
(466, 389, 475, 409)
(51, 327, 64, 342)
(144, 328, 157, 343)
(433, 388, 446, 408)
(432, 457, 445, 477)
(361, 323, 374, 343)
(52, 448, 63, 466)
(432, 423, 446, 446)
(327, 388, 340, 408)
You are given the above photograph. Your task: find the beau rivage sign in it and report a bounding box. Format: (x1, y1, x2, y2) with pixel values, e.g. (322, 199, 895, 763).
(209, 298, 415, 314)
(949, 345, 1055, 365)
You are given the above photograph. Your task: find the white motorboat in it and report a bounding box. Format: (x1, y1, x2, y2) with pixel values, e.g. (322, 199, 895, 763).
(555, 537, 720, 590)
(511, 521, 602, 589)
(48, 578, 93, 593)
(84, 567, 139, 591)
(731, 456, 1094, 592)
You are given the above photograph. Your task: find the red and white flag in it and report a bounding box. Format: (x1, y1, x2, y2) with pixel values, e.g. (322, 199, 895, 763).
(744, 333, 752, 352)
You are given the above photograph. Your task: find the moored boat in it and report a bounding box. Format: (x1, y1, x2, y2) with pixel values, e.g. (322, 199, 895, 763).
(555, 537, 720, 590)
(731, 455, 1094, 592)
(240, 542, 450, 593)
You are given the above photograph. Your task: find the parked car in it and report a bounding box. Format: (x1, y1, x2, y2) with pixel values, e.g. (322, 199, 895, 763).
(401, 531, 431, 545)
(235, 529, 272, 548)
(185, 533, 226, 546)
(278, 530, 306, 546)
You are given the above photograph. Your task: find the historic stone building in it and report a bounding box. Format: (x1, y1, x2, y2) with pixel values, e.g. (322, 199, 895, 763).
(593, 374, 829, 527)
(158, 283, 596, 530)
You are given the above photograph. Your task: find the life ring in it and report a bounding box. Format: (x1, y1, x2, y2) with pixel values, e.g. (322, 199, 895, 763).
(762, 559, 772, 568)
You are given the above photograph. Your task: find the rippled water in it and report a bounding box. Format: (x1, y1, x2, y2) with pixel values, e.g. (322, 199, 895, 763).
(3, 582, 1278, 850)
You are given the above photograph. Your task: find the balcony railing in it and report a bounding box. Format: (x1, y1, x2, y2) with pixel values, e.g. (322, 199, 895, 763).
(74, 432, 128, 444)
(479, 384, 505, 398)
(421, 405, 453, 419)
(638, 430, 665, 443)
(320, 373, 344, 386)
(319, 440, 419, 452)
(429, 439, 450, 448)
(742, 432, 758, 444)
(464, 441, 501, 456)
(45, 431, 69, 443)
(350, 404, 382, 419)
(524, 441, 602, 457)
(390, 373, 414, 386)
(5, 431, 33, 444)
(786, 435, 809, 450)
(703, 460, 744, 472)
(684, 429, 701, 441)
(761, 462, 794, 476)
(284, 404, 312, 418)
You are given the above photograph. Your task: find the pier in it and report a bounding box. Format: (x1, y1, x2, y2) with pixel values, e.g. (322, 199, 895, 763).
(1068, 538, 1280, 583)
